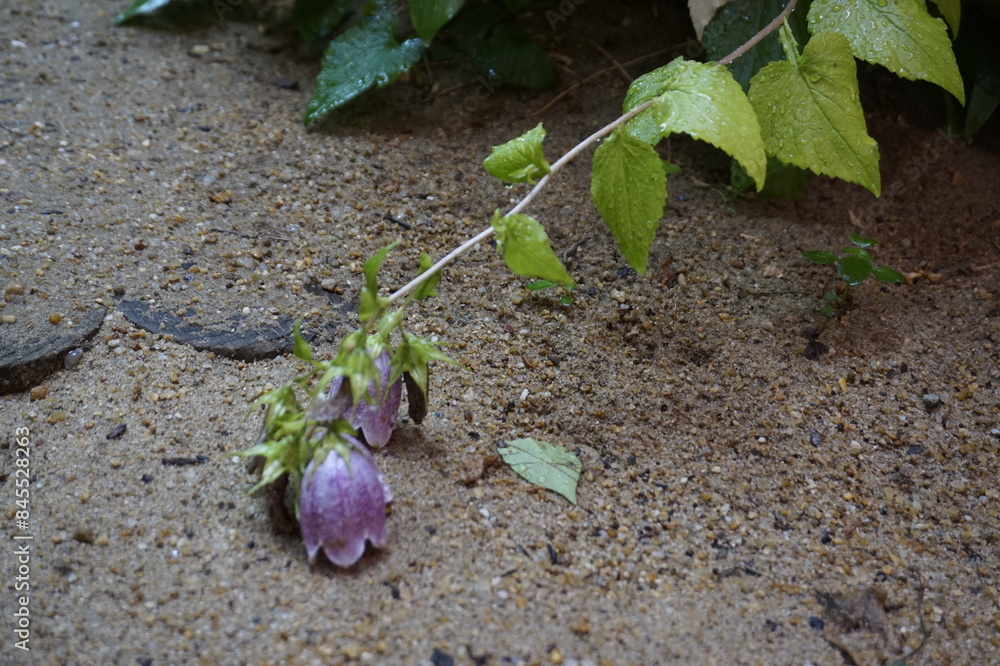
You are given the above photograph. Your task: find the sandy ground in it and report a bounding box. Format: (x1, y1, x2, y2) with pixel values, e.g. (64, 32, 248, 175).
(1, 1, 999, 665)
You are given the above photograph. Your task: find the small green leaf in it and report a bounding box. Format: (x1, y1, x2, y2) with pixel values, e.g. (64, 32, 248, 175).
(590, 128, 667, 274)
(359, 241, 400, 321)
(409, 0, 466, 43)
(808, 0, 965, 104)
(837, 255, 872, 285)
(803, 250, 838, 264)
(497, 438, 581, 505)
(820, 305, 838, 317)
(526, 279, 558, 290)
(305, 8, 424, 125)
(872, 265, 905, 284)
(623, 58, 767, 190)
(840, 246, 873, 262)
(662, 160, 682, 176)
(749, 30, 881, 195)
(413, 252, 441, 300)
(294, 0, 351, 42)
(468, 23, 555, 90)
(292, 320, 313, 364)
(848, 234, 878, 248)
(483, 123, 551, 184)
(492, 213, 574, 286)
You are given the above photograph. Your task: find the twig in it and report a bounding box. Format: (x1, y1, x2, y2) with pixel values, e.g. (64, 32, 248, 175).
(386, 3, 797, 305)
(587, 39, 632, 83)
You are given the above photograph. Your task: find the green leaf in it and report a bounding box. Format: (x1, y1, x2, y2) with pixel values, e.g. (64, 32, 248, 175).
(662, 159, 682, 176)
(360, 241, 400, 322)
(837, 255, 872, 285)
(803, 250, 838, 264)
(497, 438, 581, 505)
(305, 8, 424, 125)
(623, 58, 767, 190)
(848, 234, 877, 248)
(930, 0, 961, 36)
(840, 246, 873, 261)
(732, 155, 807, 199)
(483, 123, 551, 184)
(808, 0, 965, 104)
(871, 265, 904, 283)
(492, 213, 574, 286)
(526, 279, 558, 290)
(590, 128, 667, 274)
(409, 0, 466, 42)
(295, 0, 351, 42)
(412, 252, 441, 300)
(292, 320, 313, 364)
(748, 30, 882, 195)
(390, 331, 456, 399)
(702, 0, 813, 90)
(468, 23, 555, 90)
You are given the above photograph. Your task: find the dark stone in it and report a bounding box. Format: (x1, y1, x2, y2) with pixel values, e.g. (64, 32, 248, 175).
(0, 306, 106, 395)
(118, 300, 294, 361)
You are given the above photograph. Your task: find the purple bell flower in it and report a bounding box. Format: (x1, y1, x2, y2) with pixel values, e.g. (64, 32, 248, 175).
(299, 437, 392, 567)
(327, 351, 402, 448)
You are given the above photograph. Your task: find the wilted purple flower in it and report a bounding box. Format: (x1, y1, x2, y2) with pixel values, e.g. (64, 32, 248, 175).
(300, 437, 392, 567)
(327, 351, 402, 448)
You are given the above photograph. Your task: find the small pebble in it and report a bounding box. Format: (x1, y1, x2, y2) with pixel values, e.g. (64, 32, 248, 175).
(64, 347, 84, 370)
(29, 385, 50, 401)
(5, 283, 25, 298)
(922, 393, 941, 409)
(1, 314, 15, 324)
(189, 44, 210, 56)
(49, 312, 61, 325)
(320, 278, 338, 293)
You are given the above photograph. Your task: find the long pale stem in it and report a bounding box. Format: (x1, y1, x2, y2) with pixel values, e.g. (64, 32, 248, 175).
(385, 0, 798, 305)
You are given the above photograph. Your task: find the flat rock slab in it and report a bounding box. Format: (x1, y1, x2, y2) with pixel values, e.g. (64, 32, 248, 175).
(0, 306, 106, 395)
(118, 300, 295, 361)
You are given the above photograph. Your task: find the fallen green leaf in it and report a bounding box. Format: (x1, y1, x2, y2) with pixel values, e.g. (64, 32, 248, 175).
(497, 438, 581, 504)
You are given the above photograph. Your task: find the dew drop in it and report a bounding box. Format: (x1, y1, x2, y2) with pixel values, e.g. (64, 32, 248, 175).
(65, 347, 84, 370)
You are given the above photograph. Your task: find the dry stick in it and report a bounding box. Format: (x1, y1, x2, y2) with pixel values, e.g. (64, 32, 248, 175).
(386, 0, 798, 305)
(587, 39, 633, 83)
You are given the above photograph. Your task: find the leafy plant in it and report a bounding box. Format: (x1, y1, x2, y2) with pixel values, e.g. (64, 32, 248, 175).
(803, 234, 905, 287)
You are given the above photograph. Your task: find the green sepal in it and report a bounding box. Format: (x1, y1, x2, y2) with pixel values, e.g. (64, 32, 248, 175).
(413, 252, 441, 301)
(390, 330, 457, 400)
(291, 320, 313, 364)
(359, 241, 400, 322)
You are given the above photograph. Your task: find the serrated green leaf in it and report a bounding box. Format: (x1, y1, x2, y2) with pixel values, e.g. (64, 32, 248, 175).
(413, 252, 441, 300)
(497, 438, 581, 505)
(492, 214, 574, 286)
(848, 233, 877, 248)
(803, 250, 839, 264)
(483, 123, 550, 184)
(305, 8, 424, 125)
(837, 255, 872, 285)
(624, 58, 767, 190)
(295, 0, 351, 42)
(872, 265, 904, 283)
(930, 0, 961, 36)
(748, 30, 881, 195)
(808, 0, 965, 103)
(292, 320, 313, 363)
(468, 23, 555, 90)
(409, 0, 466, 42)
(590, 128, 666, 274)
(702, 0, 812, 90)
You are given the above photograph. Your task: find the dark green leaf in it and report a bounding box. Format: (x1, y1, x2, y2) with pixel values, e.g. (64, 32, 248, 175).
(468, 23, 555, 90)
(483, 123, 550, 184)
(497, 438, 581, 504)
(305, 8, 424, 125)
(837, 255, 872, 285)
(113, 0, 213, 26)
(295, 0, 351, 42)
(409, 0, 466, 42)
(872, 265, 905, 284)
(591, 128, 667, 274)
(702, 0, 812, 90)
(732, 155, 807, 199)
(840, 246, 873, 262)
(802, 250, 838, 264)
(662, 159, 682, 176)
(492, 213, 574, 286)
(820, 305, 838, 317)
